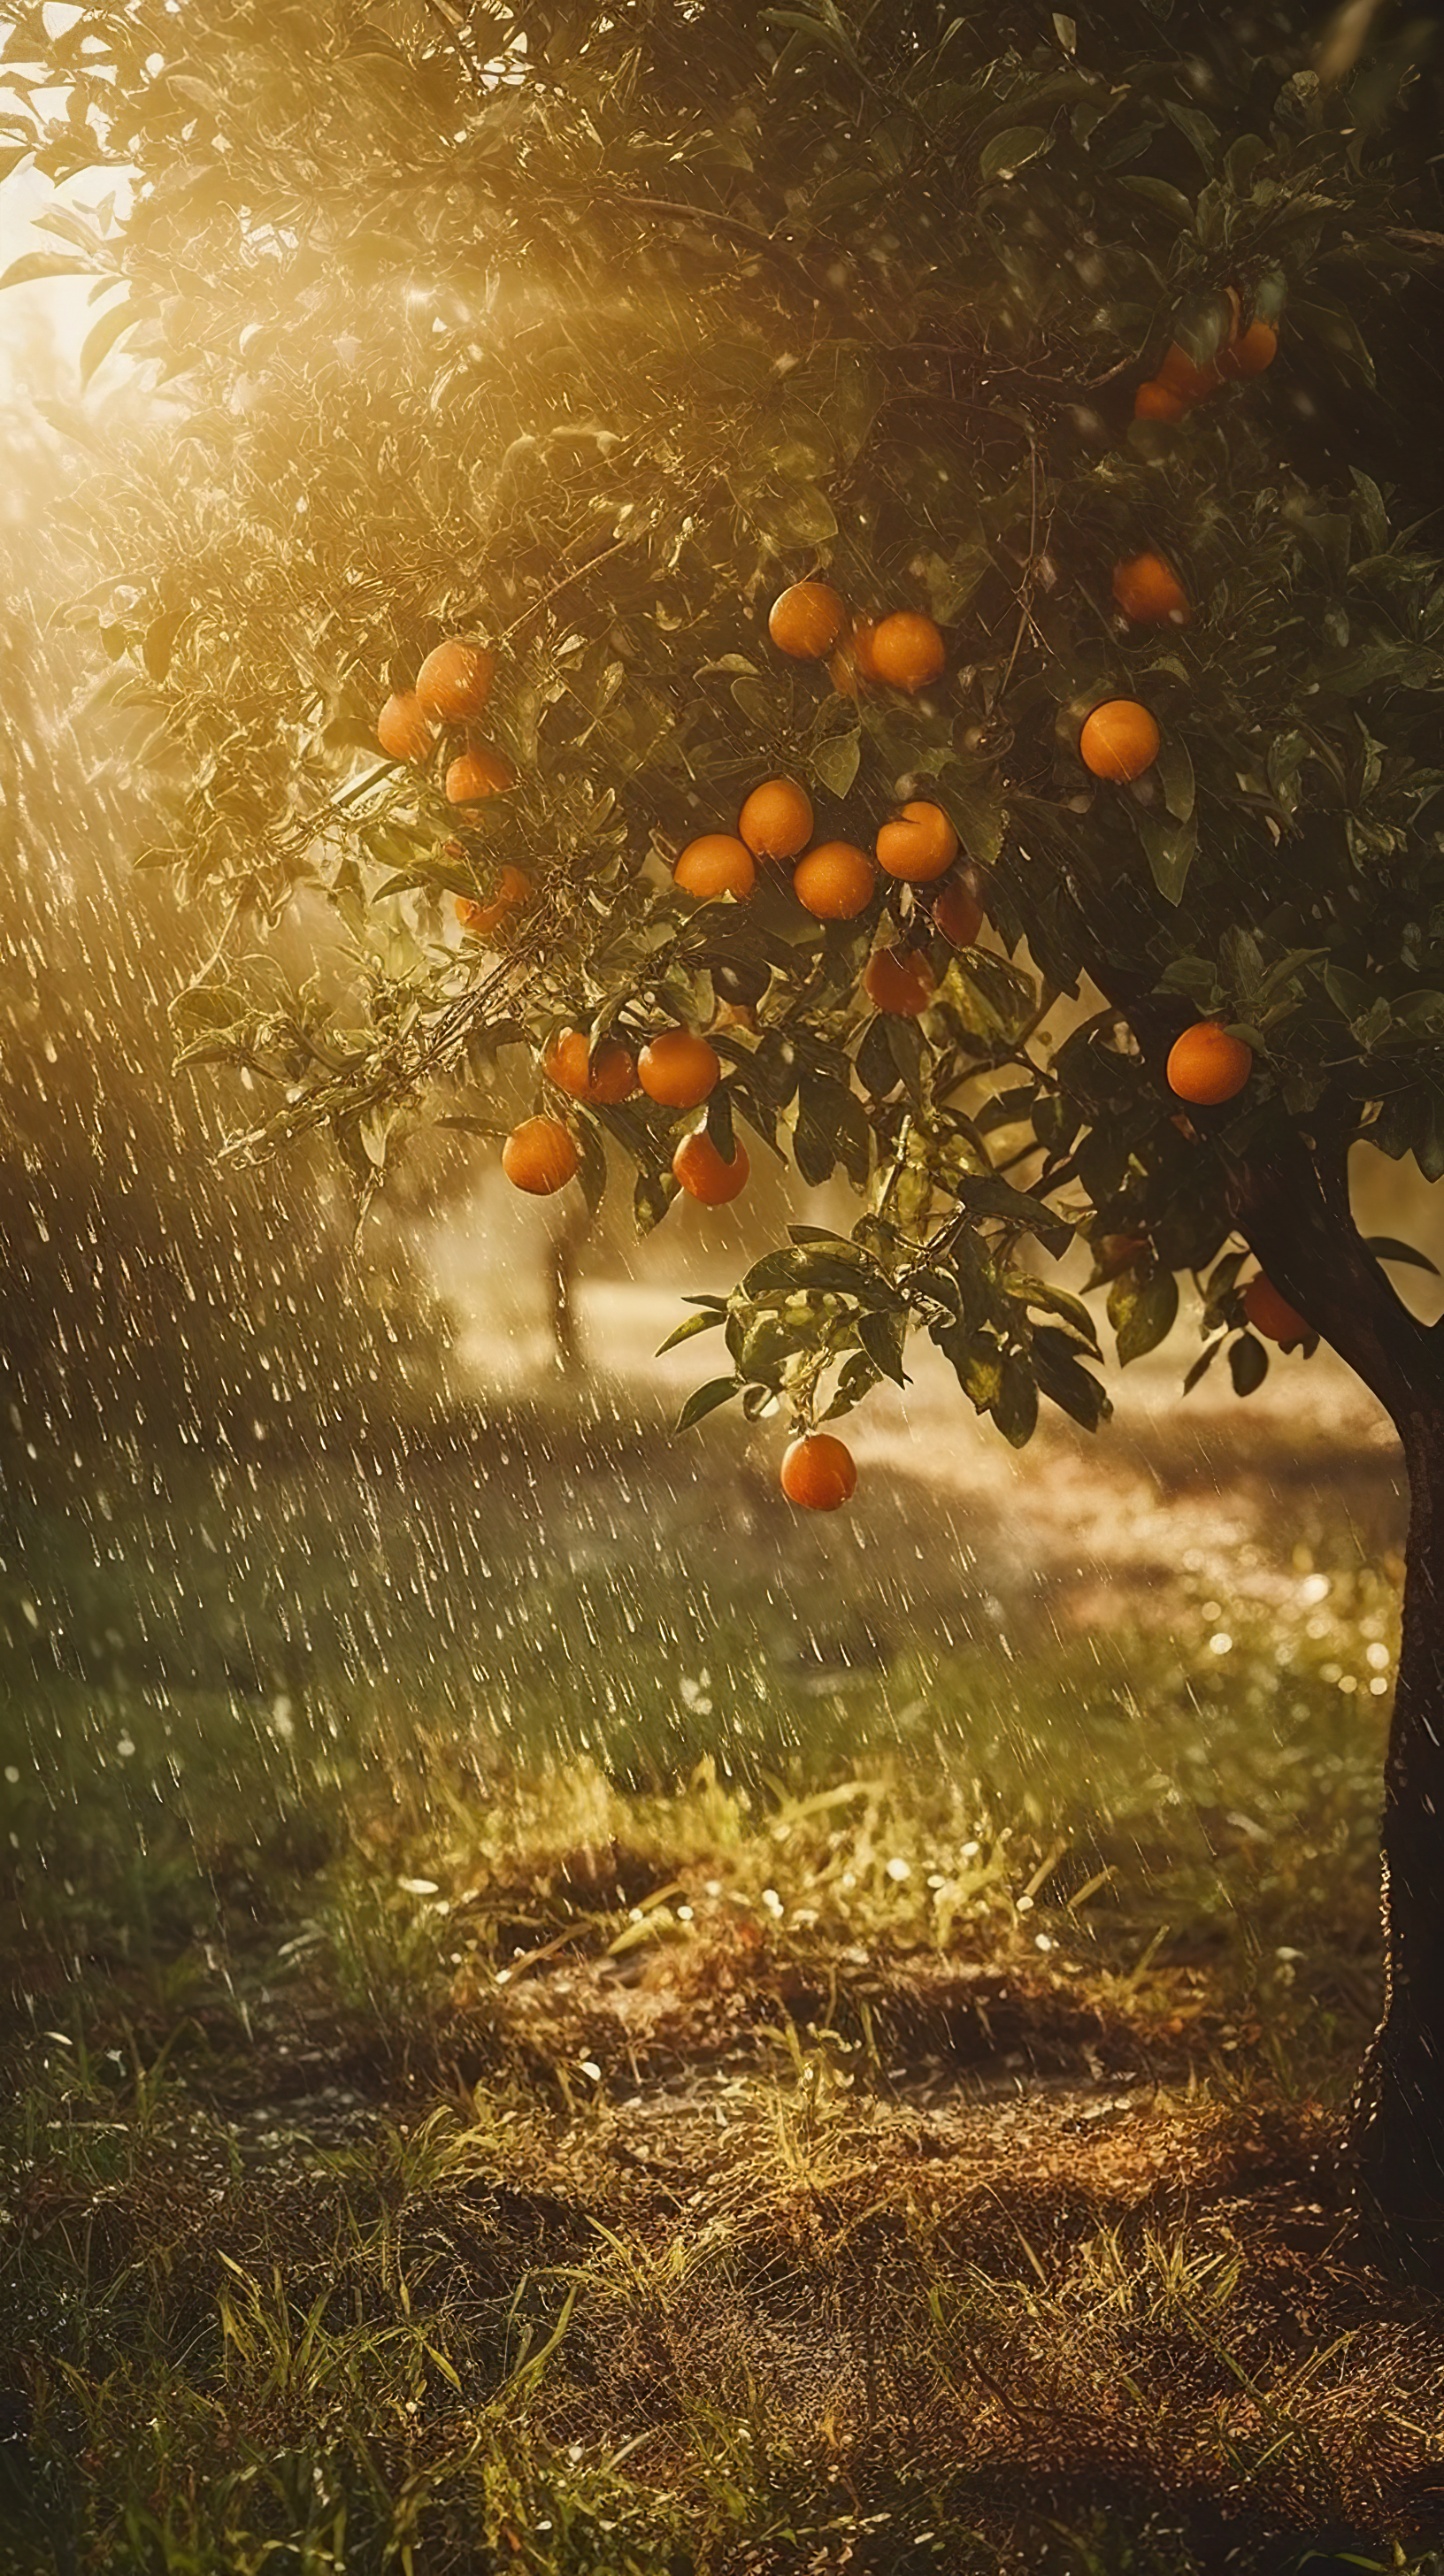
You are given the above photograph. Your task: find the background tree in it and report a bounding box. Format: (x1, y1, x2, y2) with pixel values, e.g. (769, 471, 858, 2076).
(7, 0, 1444, 2263)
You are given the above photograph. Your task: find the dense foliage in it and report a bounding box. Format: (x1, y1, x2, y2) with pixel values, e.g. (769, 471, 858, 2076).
(4, 0, 1441, 1462)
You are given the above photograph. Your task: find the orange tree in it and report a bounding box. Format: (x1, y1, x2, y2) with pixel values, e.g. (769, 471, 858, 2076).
(9, 0, 1444, 2262)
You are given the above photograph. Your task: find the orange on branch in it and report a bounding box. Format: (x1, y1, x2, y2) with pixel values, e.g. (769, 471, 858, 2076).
(1133, 379, 1190, 424)
(377, 690, 436, 764)
(863, 947, 934, 1016)
(445, 743, 517, 802)
(454, 866, 533, 939)
(794, 840, 876, 919)
(502, 1116, 579, 1195)
(875, 800, 958, 883)
(870, 610, 946, 693)
(780, 1432, 857, 1513)
(416, 638, 496, 723)
(1165, 1022, 1254, 1105)
(1243, 1273, 1310, 1348)
(1156, 343, 1220, 401)
(768, 580, 848, 660)
(1111, 552, 1190, 625)
(1079, 698, 1161, 781)
(543, 1029, 638, 1104)
(674, 834, 757, 901)
(931, 879, 984, 947)
(672, 1128, 750, 1205)
(638, 1027, 720, 1108)
(1216, 318, 1278, 379)
(738, 778, 813, 862)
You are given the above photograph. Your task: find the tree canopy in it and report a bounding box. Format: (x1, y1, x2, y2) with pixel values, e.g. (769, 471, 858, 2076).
(6, 0, 1444, 1461)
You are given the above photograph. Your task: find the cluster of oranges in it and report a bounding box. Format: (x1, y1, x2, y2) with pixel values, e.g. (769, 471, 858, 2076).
(1133, 303, 1279, 425)
(377, 637, 517, 806)
(765, 579, 949, 700)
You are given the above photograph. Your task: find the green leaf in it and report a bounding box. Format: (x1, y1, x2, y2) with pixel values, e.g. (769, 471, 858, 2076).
(1136, 805, 1197, 907)
(657, 1308, 726, 1354)
(979, 126, 1050, 181)
(857, 1307, 910, 1385)
(743, 1244, 891, 1298)
(1116, 176, 1196, 230)
(811, 730, 860, 798)
(994, 1357, 1040, 1447)
(0, 250, 94, 291)
(1110, 1266, 1179, 1365)
(1155, 732, 1195, 826)
(1228, 1332, 1269, 1397)
(1183, 1338, 1225, 1393)
(674, 1376, 742, 1432)
(1364, 1235, 1440, 1276)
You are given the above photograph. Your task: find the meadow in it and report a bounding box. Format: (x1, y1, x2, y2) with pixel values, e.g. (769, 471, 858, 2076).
(3, 1369, 1440, 2574)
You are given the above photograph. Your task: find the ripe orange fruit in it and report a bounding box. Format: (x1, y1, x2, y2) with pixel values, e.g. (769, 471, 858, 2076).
(875, 800, 958, 884)
(673, 834, 757, 901)
(1216, 318, 1278, 380)
(870, 611, 946, 693)
(1165, 1023, 1254, 1106)
(738, 778, 813, 862)
(1243, 1273, 1309, 1348)
(445, 743, 517, 802)
(1111, 553, 1190, 625)
(672, 1128, 750, 1205)
(638, 1027, 720, 1108)
(780, 1432, 857, 1513)
(863, 947, 934, 1016)
(768, 580, 848, 660)
(1079, 699, 1161, 782)
(1156, 343, 1220, 402)
(543, 1029, 639, 1105)
(377, 691, 436, 763)
(416, 639, 496, 723)
(1133, 380, 1189, 424)
(932, 879, 984, 947)
(502, 1116, 578, 1195)
(455, 866, 533, 939)
(794, 840, 876, 920)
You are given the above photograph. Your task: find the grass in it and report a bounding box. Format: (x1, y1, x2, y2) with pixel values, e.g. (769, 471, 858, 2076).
(2, 1401, 1441, 2572)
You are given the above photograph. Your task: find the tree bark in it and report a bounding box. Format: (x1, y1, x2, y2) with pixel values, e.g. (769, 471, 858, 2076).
(1228, 1126, 1444, 2275)
(1348, 1401, 1444, 2273)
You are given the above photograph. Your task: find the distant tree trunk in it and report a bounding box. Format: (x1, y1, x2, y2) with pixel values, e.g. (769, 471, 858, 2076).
(1229, 1126, 1444, 2276)
(544, 1201, 588, 1374)
(1348, 1406, 1444, 2266)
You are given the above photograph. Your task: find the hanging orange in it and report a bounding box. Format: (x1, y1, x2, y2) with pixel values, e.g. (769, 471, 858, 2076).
(870, 611, 946, 693)
(672, 1129, 750, 1205)
(416, 639, 496, 723)
(780, 1433, 857, 1512)
(445, 744, 517, 801)
(1111, 554, 1190, 625)
(738, 778, 813, 862)
(794, 841, 876, 919)
(1165, 1023, 1254, 1105)
(875, 801, 958, 884)
(768, 581, 848, 660)
(1243, 1274, 1309, 1348)
(1079, 699, 1161, 782)
(502, 1116, 578, 1195)
(673, 834, 757, 901)
(638, 1028, 720, 1108)
(377, 691, 436, 763)
(863, 948, 934, 1016)
(542, 1029, 638, 1104)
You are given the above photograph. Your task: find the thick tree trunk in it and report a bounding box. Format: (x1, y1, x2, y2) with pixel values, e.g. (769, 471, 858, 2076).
(1348, 1404, 1444, 2273)
(1227, 1129, 1444, 2275)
